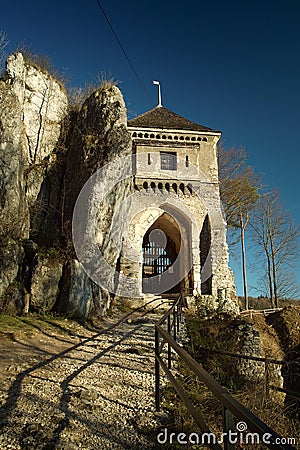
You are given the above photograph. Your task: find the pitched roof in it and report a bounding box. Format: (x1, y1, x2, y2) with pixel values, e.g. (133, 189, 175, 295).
(127, 106, 219, 133)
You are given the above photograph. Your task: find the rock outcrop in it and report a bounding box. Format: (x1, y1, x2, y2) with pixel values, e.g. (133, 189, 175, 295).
(0, 53, 132, 317)
(0, 80, 29, 240)
(6, 53, 68, 203)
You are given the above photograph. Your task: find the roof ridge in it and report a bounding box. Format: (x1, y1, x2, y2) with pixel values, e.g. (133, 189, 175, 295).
(127, 106, 220, 133)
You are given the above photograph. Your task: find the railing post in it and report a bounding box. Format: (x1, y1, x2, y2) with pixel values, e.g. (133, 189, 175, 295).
(178, 298, 182, 322)
(264, 358, 270, 399)
(176, 303, 180, 333)
(223, 407, 235, 450)
(155, 327, 160, 411)
(173, 308, 176, 341)
(167, 314, 171, 369)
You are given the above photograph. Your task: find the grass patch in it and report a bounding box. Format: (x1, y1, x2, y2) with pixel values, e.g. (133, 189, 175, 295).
(0, 311, 101, 340)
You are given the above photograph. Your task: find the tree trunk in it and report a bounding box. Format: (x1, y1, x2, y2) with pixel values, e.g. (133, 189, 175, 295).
(266, 251, 274, 308)
(240, 215, 248, 310)
(270, 238, 279, 308)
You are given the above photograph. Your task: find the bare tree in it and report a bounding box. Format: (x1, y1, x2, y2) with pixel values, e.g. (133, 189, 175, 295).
(219, 146, 261, 309)
(250, 190, 300, 306)
(220, 171, 259, 310)
(218, 145, 248, 191)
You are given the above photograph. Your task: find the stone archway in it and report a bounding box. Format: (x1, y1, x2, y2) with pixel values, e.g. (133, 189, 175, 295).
(120, 195, 202, 297)
(142, 212, 182, 294)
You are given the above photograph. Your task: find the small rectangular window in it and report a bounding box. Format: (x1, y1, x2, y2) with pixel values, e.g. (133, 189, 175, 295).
(148, 153, 151, 165)
(185, 155, 189, 167)
(160, 152, 177, 170)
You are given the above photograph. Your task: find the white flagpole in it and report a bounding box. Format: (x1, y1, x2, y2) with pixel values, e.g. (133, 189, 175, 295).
(153, 80, 162, 107)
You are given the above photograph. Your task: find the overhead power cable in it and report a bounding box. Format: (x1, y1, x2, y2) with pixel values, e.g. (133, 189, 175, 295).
(95, 0, 151, 102)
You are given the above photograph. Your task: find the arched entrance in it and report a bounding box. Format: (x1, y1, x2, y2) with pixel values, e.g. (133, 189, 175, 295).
(141, 212, 186, 294)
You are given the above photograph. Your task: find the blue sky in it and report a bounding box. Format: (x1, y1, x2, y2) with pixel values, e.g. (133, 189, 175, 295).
(1, 0, 299, 297)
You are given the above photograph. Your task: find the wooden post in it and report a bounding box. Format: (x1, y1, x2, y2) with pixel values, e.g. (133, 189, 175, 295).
(155, 327, 160, 411)
(167, 315, 171, 369)
(223, 407, 236, 450)
(264, 359, 270, 399)
(173, 308, 176, 341)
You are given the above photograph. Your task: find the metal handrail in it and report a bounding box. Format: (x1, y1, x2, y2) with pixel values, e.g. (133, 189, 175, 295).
(154, 291, 296, 450)
(240, 308, 283, 318)
(193, 344, 300, 401)
(194, 346, 287, 365)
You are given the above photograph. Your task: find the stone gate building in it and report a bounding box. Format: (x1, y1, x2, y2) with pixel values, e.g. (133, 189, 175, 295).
(121, 106, 235, 300)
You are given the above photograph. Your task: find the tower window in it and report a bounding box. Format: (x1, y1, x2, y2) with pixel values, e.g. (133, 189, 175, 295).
(185, 155, 189, 167)
(148, 153, 151, 165)
(160, 152, 177, 170)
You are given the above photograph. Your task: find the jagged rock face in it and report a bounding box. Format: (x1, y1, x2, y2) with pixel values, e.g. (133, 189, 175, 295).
(0, 239, 25, 314)
(65, 85, 132, 216)
(0, 81, 29, 314)
(0, 61, 133, 317)
(0, 54, 68, 313)
(61, 85, 133, 315)
(54, 259, 110, 317)
(30, 255, 63, 312)
(0, 81, 30, 240)
(5, 52, 68, 207)
(6, 53, 68, 165)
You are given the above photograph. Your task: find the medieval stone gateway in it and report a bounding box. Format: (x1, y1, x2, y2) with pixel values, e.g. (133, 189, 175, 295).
(121, 105, 236, 302)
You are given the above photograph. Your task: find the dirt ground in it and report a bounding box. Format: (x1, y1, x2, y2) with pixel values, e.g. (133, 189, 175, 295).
(0, 311, 163, 449)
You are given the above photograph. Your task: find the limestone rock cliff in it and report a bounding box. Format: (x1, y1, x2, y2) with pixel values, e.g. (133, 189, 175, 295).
(0, 53, 132, 317)
(0, 80, 29, 240)
(5, 52, 68, 207)
(56, 84, 133, 315)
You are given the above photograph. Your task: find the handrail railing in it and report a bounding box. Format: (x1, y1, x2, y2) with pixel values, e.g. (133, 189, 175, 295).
(193, 346, 300, 400)
(240, 308, 283, 318)
(154, 291, 296, 450)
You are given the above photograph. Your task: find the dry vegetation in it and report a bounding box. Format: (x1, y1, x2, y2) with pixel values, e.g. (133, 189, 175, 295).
(68, 72, 119, 111)
(159, 309, 300, 449)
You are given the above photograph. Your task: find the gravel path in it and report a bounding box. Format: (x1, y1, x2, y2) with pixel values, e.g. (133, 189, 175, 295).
(0, 309, 168, 449)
